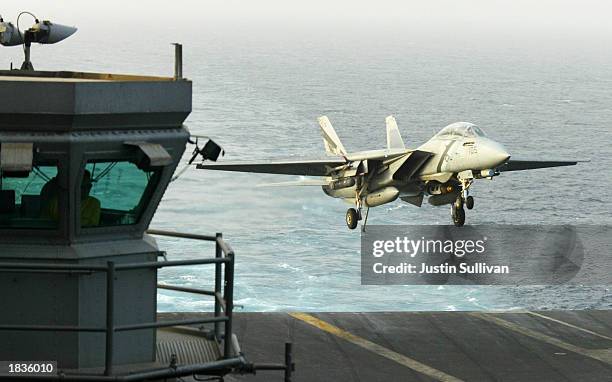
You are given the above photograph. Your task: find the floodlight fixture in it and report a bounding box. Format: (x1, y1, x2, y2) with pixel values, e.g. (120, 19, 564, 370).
(0, 16, 23, 46)
(0, 11, 77, 70)
(26, 19, 78, 45)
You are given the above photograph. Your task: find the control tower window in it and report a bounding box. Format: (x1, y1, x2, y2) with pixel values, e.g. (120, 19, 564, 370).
(81, 161, 160, 227)
(0, 166, 59, 229)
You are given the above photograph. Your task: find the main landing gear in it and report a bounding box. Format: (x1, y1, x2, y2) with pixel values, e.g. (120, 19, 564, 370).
(346, 201, 369, 231)
(346, 208, 359, 230)
(451, 198, 465, 227)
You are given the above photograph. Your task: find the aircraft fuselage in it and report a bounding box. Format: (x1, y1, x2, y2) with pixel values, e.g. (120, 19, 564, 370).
(323, 131, 510, 206)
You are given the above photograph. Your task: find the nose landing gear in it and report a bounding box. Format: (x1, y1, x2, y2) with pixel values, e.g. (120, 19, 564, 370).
(465, 195, 474, 210)
(451, 177, 474, 227)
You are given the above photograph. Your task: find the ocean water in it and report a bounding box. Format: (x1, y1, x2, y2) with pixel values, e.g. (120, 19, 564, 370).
(6, 25, 611, 312)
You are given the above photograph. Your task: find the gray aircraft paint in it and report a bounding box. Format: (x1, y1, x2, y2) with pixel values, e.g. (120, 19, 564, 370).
(198, 116, 584, 228)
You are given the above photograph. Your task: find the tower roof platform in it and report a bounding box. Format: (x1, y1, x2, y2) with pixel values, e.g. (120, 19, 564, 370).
(0, 69, 191, 131)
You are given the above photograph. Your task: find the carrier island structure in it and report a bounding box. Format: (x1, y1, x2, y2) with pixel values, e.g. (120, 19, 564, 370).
(0, 45, 293, 381)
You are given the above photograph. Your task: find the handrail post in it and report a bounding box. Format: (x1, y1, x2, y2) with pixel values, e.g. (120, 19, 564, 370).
(223, 251, 235, 359)
(173, 43, 183, 80)
(104, 261, 116, 376)
(285, 343, 294, 382)
(214, 233, 222, 341)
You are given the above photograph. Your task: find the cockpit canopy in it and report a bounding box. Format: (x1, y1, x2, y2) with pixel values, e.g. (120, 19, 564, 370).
(435, 122, 486, 138)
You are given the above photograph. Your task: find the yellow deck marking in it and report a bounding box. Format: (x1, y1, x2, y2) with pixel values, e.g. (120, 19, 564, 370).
(469, 313, 612, 365)
(526, 311, 612, 342)
(289, 313, 464, 382)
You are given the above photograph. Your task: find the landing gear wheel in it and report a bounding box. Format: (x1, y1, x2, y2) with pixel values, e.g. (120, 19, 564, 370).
(454, 196, 463, 209)
(346, 208, 359, 230)
(465, 195, 474, 210)
(452, 204, 466, 227)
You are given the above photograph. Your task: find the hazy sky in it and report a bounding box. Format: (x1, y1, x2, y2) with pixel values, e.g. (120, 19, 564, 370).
(2, 0, 611, 32)
(2, 0, 611, 71)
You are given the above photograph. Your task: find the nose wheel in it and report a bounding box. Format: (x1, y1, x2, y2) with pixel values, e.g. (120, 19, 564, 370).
(465, 195, 474, 210)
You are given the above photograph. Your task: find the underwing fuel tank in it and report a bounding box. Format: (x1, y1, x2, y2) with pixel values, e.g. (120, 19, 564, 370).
(365, 186, 399, 207)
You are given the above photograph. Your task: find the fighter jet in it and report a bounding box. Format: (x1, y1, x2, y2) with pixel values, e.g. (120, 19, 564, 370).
(198, 116, 584, 230)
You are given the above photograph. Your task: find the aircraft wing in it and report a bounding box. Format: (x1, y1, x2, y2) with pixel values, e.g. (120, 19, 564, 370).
(497, 159, 588, 172)
(197, 159, 346, 176)
(256, 178, 330, 187)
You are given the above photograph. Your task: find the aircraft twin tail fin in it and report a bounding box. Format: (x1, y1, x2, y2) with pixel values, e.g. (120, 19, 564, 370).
(317, 115, 406, 156)
(318, 116, 347, 157)
(385, 115, 405, 150)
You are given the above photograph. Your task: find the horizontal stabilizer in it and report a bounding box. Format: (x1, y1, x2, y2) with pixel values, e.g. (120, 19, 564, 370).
(318, 116, 347, 157)
(197, 159, 346, 176)
(497, 159, 589, 172)
(386, 116, 405, 150)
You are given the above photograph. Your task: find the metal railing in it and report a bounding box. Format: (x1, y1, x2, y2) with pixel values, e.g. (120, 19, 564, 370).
(149, 229, 235, 361)
(0, 230, 240, 381)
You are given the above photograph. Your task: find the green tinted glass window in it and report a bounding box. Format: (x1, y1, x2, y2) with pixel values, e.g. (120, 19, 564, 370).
(83, 161, 159, 227)
(0, 166, 59, 229)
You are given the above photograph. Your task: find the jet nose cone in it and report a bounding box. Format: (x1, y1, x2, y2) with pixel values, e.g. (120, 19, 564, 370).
(480, 139, 510, 168)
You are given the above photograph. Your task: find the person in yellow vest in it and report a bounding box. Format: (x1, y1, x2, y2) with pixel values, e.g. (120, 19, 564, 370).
(41, 170, 101, 226)
(80, 170, 101, 226)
